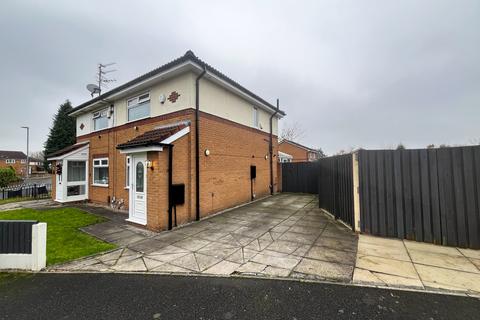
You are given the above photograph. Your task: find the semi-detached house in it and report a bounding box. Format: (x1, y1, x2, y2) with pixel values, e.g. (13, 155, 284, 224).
(48, 51, 286, 231)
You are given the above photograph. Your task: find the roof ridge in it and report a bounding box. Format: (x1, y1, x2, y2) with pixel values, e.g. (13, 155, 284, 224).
(70, 51, 286, 117)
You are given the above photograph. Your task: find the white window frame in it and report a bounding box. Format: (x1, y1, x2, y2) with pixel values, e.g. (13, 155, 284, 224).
(92, 157, 109, 187)
(253, 106, 259, 128)
(125, 156, 131, 189)
(66, 160, 88, 198)
(5, 159, 15, 164)
(127, 92, 151, 122)
(92, 108, 109, 131)
(20, 159, 26, 164)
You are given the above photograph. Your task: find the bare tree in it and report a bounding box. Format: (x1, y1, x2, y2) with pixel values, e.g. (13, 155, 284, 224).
(280, 121, 306, 142)
(396, 143, 406, 150)
(30, 151, 44, 161)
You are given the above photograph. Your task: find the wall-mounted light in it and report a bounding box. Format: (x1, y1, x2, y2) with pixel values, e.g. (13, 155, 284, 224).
(146, 160, 154, 170)
(134, 126, 139, 131)
(205, 149, 210, 156)
(159, 94, 166, 104)
(265, 155, 268, 160)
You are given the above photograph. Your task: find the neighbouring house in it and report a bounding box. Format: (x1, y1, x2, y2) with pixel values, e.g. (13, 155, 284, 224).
(278, 151, 293, 163)
(28, 157, 46, 175)
(278, 139, 322, 162)
(0, 152, 46, 177)
(47, 50, 285, 231)
(0, 150, 28, 176)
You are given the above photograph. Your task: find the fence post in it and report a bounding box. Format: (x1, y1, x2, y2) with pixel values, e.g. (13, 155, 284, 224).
(352, 151, 361, 232)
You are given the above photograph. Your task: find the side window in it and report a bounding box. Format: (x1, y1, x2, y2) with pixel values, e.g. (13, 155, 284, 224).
(253, 106, 258, 128)
(93, 109, 109, 131)
(125, 156, 131, 188)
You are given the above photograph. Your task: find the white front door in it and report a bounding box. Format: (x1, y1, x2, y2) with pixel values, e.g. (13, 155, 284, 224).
(129, 153, 147, 225)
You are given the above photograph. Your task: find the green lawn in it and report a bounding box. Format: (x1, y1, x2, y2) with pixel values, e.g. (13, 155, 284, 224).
(0, 208, 116, 265)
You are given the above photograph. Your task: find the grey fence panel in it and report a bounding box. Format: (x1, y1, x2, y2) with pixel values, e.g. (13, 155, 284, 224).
(359, 146, 480, 249)
(281, 162, 319, 194)
(0, 220, 38, 254)
(318, 154, 354, 228)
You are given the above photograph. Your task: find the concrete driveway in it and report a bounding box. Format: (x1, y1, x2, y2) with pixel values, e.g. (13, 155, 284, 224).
(51, 194, 358, 282)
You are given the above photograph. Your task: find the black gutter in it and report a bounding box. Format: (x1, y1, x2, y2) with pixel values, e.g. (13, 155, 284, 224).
(167, 145, 174, 230)
(269, 99, 280, 195)
(195, 67, 207, 221)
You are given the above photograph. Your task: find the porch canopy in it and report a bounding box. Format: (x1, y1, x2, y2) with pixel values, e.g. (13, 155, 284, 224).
(117, 122, 190, 154)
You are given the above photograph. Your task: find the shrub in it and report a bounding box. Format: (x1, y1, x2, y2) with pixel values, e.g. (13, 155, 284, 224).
(0, 167, 18, 188)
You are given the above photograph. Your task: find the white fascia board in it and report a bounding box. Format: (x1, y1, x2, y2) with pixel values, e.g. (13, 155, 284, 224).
(47, 143, 89, 161)
(119, 146, 164, 154)
(278, 151, 293, 159)
(160, 126, 190, 144)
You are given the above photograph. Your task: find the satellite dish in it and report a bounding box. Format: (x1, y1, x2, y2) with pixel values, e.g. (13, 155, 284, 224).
(86, 84, 101, 97)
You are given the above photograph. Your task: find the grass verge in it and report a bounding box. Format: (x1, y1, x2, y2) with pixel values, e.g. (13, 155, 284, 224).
(0, 207, 116, 265)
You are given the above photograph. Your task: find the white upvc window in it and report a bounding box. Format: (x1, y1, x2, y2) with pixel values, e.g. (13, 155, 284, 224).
(253, 106, 259, 128)
(20, 159, 26, 164)
(125, 156, 131, 188)
(5, 159, 15, 164)
(127, 93, 150, 122)
(93, 108, 109, 131)
(66, 160, 87, 197)
(93, 158, 109, 186)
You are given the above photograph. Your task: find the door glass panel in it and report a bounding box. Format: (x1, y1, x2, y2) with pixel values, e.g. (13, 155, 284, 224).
(136, 162, 144, 192)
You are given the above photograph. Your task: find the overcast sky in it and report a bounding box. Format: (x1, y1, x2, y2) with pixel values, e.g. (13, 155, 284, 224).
(0, 0, 479, 155)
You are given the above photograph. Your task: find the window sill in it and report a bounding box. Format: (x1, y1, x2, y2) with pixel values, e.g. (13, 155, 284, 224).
(92, 184, 109, 188)
(127, 115, 150, 124)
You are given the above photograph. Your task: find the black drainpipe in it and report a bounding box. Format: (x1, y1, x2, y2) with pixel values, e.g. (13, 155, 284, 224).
(167, 144, 174, 230)
(269, 99, 280, 195)
(195, 66, 207, 221)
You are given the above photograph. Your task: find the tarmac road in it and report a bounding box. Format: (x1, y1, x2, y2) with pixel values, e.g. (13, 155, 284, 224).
(0, 273, 478, 320)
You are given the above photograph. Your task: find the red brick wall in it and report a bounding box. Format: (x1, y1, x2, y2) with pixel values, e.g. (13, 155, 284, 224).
(0, 160, 27, 176)
(198, 112, 278, 217)
(278, 141, 309, 162)
(53, 107, 278, 231)
(76, 109, 195, 214)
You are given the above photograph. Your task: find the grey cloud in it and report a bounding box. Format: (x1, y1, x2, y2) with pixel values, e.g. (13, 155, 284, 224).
(0, 0, 478, 155)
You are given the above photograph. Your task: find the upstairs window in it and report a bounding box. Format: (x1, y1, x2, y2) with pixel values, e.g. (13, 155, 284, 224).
(20, 159, 26, 164)
(93, 158, 109, 186)
(127, 93, 150, 122)
(5, 159, 15, 164)
(253, 106, 259, 128)
(93, 109, 109, 131)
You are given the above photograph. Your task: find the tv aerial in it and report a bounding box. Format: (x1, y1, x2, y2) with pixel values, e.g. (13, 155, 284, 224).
(86, 62, 117, 97)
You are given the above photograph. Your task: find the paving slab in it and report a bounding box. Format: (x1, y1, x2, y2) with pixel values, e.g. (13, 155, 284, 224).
(415, 264, 480, 293)
(408, 249, 479, 273)
(357, 240, 411, 262)
(306, 246, 356, 265)
(355, 255, 418, 279)
(53, 194, 360, 284)
(204, 260, 241, 275)
(294, 258, 353, 281)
